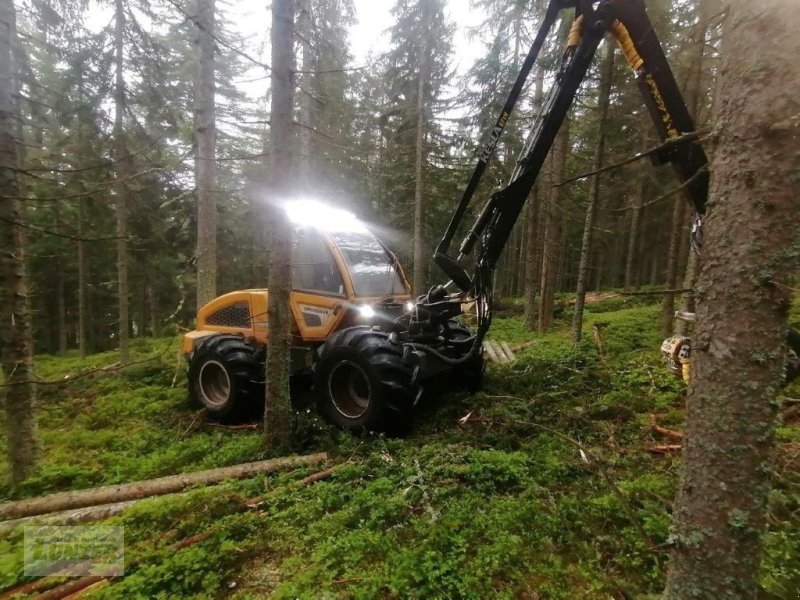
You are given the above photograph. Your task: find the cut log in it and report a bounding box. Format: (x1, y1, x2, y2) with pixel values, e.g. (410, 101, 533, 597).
(484, 342, 501, 363)
(500, 342, 516, 362)
(0, 452, 328, 520)
(650, 414, 684, 440)
(0, 500, 138, 534)
(648, 444, 682, 454)
(31, 576, 106, 600)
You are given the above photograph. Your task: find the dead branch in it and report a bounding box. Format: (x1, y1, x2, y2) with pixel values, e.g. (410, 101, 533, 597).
(300, 467, 337, 485)
(648, 444, 682, 454)
(554, 127, 711, 187)
(0, 215, 128, 242)
(205, 422, 260, 431)
(621, 288, 692, 296)
(610, 166, 708, 213)
(0, 340, 175, 388)
(650, 415, 684, 440)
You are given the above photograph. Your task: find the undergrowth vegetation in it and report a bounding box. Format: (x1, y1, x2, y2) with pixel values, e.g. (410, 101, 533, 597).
(1, 298, 798, 598)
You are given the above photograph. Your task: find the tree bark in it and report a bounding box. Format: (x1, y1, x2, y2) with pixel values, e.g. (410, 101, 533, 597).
(297, 0, 313, 183)
(659, 196, 687, 334)
(664, 1, 800, 596)
(0, 453, 328, 519)
(523, 66, 545, 331)
(538, 117, 569, 333)
(676, 1, 716, 337)
(572, 43, 614, 342)
(624, 137, 649, 291)
(0, 0, 38, 487)
(113, 0, 130, 361)
(264, 0, 295, 451)
(77, 195, 87, 358)
(412, 0, 430, 296)
(56, 205, 67, 355)
(194, 0, 217, 310)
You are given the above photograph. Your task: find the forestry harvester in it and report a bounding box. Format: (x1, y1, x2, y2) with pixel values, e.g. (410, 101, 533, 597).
(183, 0, 799, 433)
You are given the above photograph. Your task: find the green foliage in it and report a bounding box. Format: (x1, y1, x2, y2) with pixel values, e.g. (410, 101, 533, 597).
(1, 305, 798, 598)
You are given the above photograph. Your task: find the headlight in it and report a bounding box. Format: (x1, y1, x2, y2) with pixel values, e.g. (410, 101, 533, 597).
(404, 301, 415, 313)
(359, 305, 376, 319)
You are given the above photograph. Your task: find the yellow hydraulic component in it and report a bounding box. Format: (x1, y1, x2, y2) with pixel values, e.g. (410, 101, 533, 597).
(610, 20, 644, 72)
(566, 15, 584, 49)
(661, 335, 692, 384)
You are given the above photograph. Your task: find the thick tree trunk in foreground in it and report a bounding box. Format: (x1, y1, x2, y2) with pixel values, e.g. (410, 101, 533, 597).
(412, 0, 430, 296)
(538, 118, 569, 333)
(194, 0, 217, 310)
(264, 0, 295, 450)
(0, 0, 38, 486)
(523, 66, 545, 331)
(664, 1, 800, 596)
(572, 43, 614, 342)
(113, 0, 130, 361)
(0, 453, 328, 519)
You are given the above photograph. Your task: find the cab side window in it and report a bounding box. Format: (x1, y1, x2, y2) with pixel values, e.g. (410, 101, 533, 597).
(292, 227, 345, 295)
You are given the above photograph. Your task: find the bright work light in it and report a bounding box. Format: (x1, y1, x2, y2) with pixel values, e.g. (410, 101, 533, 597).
(284, 200, 367, 233)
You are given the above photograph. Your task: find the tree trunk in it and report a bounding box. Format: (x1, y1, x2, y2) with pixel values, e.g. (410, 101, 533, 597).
(538, 117, 569, 333)
(297, 0, 313, 183)
(523, 66, 545, 331)
(147, 283, 157, 336)
(0, 453, 328, 519)
(624, 138, 649, 291)
(572, 43, 614, 342)
(659, 197, 687, 334)
(676, 1, 715, 336)
(664, 1, 800, 596)
(412, 1, 430, 296)
(194, 0, 217, 310)
(113, 0, 130, 361)
(77, 195, 87, 358)
(0, 0, 38, 486)
(56, 205, 67, 355)
(264, 0, 295, 451)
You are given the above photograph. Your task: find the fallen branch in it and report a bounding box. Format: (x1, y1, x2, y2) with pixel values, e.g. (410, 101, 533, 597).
(650, 415, 684, 440)
(0, 453, 328, 520)
(648, 444, 682, 454)
(206, 422, 260, 431)
(0, 340, 175, 388)
(621, 288, 692, 297)
(300, 467, 337, 485)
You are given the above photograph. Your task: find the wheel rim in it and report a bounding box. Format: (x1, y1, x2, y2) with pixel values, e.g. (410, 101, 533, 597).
(328, 360, 372, 419)
(198, 360, 231, 407)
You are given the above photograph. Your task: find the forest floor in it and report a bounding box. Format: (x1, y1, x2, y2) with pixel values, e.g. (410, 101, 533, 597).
(1, 295, 799, 599)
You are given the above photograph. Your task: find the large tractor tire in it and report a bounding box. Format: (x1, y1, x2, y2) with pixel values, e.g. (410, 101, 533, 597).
(187, 334, 264, 420)
(787, 327, 800, 384)
(313, 327, 418, 434)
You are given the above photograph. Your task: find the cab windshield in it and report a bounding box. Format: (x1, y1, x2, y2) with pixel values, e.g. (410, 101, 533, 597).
(329, 230, 406, 297)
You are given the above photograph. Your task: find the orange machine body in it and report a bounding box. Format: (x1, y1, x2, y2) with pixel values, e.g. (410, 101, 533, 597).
(182, 225, 411, 358)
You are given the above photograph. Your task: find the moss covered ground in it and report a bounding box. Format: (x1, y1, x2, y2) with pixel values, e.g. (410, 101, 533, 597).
(1, 297, 798, 598)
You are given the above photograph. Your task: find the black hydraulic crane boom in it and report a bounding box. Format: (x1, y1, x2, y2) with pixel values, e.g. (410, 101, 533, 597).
(433, 0, 709, 297)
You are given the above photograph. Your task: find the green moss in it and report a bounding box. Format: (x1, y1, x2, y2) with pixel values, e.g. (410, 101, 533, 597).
(0, 302, 797, 598)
